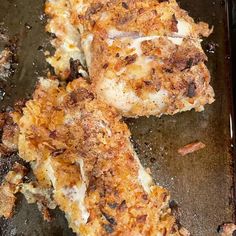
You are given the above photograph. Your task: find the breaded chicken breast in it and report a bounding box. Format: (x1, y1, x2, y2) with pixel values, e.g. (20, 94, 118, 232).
(17, 77, 188, 235)
(46, 0, 214, 117)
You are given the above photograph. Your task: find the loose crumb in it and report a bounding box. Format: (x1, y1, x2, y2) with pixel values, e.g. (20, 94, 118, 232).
(218, 223, 236, 236)
(178, 141, 206, 156)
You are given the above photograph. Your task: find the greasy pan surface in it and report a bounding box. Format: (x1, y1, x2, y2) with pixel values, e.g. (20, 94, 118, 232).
(0, 0, 234, 235)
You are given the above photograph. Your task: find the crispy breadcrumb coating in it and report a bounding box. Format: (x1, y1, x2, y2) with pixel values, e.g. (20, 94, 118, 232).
(46, 0, 214, 117)
(17, 77, 188, 235)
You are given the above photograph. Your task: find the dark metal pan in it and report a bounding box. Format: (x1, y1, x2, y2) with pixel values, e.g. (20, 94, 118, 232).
(0, 0, 235, 235)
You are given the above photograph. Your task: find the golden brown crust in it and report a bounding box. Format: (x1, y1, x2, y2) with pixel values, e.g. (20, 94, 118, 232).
(45, 0, 214, 117)
(73, 0, 212, 38)
(18, 77, 187, 235)
(75, 0, 214, 117)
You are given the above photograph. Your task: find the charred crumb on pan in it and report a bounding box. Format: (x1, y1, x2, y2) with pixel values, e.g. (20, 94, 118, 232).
(124, 54, 137, 65)
(24, 23, 32, 30)
(205, 41, 218, 54)
(37, 45, 44, 51)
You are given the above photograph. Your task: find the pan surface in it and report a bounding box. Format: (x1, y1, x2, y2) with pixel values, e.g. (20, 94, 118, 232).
(0, 0, 235, 235)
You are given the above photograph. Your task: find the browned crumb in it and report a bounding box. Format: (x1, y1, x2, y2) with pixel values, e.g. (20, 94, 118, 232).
(0, 112, 19, 157)
(0, 163, 27, 218)
(2, 123, 19, 151)
(178, 141, 206, 156)
(218, 223, 236, 236)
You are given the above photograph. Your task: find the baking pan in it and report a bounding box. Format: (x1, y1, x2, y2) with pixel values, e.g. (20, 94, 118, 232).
(0, 0, 235, 235)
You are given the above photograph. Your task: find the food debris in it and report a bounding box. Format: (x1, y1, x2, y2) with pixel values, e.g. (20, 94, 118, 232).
(0, 48, 12, 79)
(0, 163, 27, 218)
(218, 223, 236, 236)
(0, 29, 18, 80)
(178, 141, 206, 156)
(21, 182, 57, 222)
(0, 112, 20, 157)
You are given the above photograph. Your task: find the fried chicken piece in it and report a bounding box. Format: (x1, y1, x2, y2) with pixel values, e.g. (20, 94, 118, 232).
(45, 0, 214, 117)
(17, 77, 188, 235)
(0, 47, 12, 79)
(0, 163, 27, 218)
